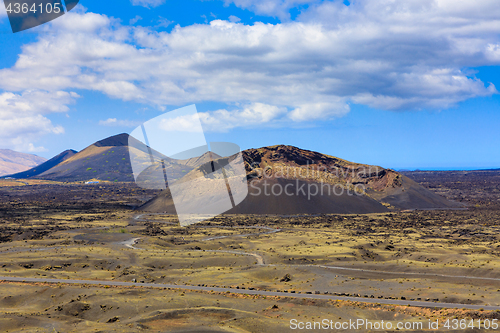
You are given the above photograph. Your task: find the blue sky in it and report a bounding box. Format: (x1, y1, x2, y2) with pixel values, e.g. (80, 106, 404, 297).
(0, 0, 499, 170)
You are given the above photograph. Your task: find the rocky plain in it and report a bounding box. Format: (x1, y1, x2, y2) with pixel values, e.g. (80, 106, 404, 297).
(0, 168, 499, 332)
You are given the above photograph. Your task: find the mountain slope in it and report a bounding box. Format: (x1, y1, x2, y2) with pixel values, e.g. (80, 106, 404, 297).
(140, 145, 460, 215)
(6, 150, 77, 179)
(177, 152, 222, 168)
(0, 149, 46, 177)
(35, 134, 139, 182)
(34, 133, 194, 182)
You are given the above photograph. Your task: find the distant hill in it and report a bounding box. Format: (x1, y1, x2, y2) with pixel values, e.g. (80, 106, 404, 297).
(6, 149, 77, 179)
(35, 134, 140, 182)
(140, 145, 461, 215)
(0, 149, 46, 177)
(31, 133, 194, 182)
(177, 151, 222, 168)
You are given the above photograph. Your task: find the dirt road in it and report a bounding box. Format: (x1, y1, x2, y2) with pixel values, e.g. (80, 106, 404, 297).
(0, 275, 498, 311)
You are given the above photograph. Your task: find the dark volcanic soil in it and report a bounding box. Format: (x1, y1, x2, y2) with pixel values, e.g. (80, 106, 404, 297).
(403, 169, 500, 208)
(0, 182, 159, 242)
(0, 171, 499, 332)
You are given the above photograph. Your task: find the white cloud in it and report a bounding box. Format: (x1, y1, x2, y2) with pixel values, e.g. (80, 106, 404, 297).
(156, 17, 174, 28)
(289, 102, 350, 122)
(157, 103, 287, 132)
(47, 10, 111, 33)
(99, 118, 117, 126)
(486, 43, 500, 62)
(158, 114, 204, 133)
(224, 0, 319, 21)
(0, 90, 77, 151)
(129, 15, 142, 25)
(228, 15, 241, 23)
(131, 0, 166, 8)
(200, 103, 288, 131)
(0, 2, 500, 134)
(26, 143, 48, 153)
(99, 118, 141, 127)
(0, 3, 6, 18)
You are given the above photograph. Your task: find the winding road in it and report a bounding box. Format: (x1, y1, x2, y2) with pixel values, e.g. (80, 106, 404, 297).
(127, 214, 500, 283)
(2, 213, 499, 311)
(0, 275, 498, 311)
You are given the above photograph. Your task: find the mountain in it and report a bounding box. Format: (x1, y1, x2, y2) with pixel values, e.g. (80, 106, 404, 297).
(33, 134, 140, 182)
(10, 133, 461, 214)
(27, 133, 193, 183)
(6, 149, 77, 179)
(177, 151, 222, 168)
(0, 149, 46, 177)
(140, 145, 461, 215)
(131, 151, 220, 189)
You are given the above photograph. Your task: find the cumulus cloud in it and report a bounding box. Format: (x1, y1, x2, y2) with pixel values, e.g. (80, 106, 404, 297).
(486, 43, 500, 62)
(0, 2, 500, 134)
(158, 114, 204, 133)
(200, 103, 288, 131)
(131, 0, 166, 8)
(0, 90, 78, 151)
(156, 103, 287, 132)
(289, 102, 350, 122)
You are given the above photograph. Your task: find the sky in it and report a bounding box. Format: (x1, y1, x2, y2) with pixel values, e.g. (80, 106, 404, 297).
(0, 0, 499, 170)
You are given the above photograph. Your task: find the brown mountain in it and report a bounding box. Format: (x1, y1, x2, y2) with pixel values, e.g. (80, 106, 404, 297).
(0, 149, 46, 177)
(11, 134, 461, 215)
(140, 145, 460, 215)
(6, 149, 77, 179)
(33, 134, 154, 182)
(28, 134, 193, 183)
(239, 145, 458, 211)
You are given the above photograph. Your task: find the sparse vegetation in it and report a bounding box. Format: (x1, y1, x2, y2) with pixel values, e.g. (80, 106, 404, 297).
(0, 171, 498, 331)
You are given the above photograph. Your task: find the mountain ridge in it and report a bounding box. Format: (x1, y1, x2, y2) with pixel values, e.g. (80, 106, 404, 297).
(0, 149, 47, 177)
(5, 133, 462, 214)
(35, 134, 137, 182)
(5, 149, 77, 179)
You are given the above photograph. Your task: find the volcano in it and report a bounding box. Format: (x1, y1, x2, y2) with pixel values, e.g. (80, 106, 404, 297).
(139, 145, 460, 215)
